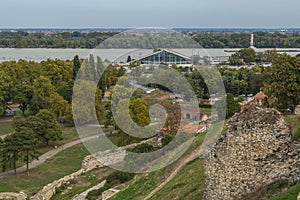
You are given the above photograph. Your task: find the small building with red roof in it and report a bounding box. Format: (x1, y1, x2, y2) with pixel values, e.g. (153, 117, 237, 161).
(253, 91, 267, 106)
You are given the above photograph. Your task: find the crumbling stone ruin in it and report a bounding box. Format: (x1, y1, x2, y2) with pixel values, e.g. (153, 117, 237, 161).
(204, 107, 300, 200)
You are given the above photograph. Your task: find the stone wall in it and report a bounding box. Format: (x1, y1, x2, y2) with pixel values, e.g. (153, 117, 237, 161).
(204, 107, 300, 200)
(0, 192, 27, 200)
(30, 138, 156, 200)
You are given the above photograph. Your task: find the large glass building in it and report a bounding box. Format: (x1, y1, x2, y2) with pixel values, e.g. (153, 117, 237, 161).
(138, 49, 192, 65)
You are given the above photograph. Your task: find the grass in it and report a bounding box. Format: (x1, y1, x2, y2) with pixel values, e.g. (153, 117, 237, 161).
(0, 120, 13, 136)
(109, 133, 206, 200)
(150, 158, 205, 200)
(0, 143, 90, 196)
(51, 168, 113, 200)
(284, 115, 300, 141)
(270, 183, 300, 200)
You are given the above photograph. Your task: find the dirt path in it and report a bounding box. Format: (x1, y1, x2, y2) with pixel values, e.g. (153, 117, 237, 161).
(0, 134, 8, 139)
(0, 132, 114, 178)
(144, 148, 206, 200)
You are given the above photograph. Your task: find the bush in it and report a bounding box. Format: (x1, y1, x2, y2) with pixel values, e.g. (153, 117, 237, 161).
(106, 171, 134, 186)
(86, 171, 134, 200)
(86, 184, 110, 200)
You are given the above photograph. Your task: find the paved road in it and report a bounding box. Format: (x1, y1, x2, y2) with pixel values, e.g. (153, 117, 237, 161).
(0, 131, 118, 178)
(72, 180, 106, 200)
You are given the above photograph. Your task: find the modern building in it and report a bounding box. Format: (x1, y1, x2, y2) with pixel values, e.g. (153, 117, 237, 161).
(133, 49, 192, 66)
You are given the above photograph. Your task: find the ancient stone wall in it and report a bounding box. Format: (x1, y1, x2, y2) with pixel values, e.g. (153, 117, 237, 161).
(29, 138, 156, 200)
(204, 108, 300, 200)
(0, 192, 27, 200)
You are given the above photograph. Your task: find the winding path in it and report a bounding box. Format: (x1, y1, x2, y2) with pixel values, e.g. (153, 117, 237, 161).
(144, 148, 206, 200)
(0, 131, 117, 178)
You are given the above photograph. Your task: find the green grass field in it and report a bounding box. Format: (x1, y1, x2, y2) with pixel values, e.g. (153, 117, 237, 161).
(0, 143, 90, 196)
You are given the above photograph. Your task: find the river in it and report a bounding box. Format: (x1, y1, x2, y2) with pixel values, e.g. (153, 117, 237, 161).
(0, 48, 299, 63)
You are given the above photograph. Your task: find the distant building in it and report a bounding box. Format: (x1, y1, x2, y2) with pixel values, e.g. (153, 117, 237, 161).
(253, 91, 267, 106)
(133, 49, 192, 66)
(295, 105, 300, 115)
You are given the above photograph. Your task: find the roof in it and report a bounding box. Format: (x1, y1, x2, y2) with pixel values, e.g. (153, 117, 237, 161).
(134, 49, 192, 63)
(182, 125, 205, 133)
(253, 92, 267, 99)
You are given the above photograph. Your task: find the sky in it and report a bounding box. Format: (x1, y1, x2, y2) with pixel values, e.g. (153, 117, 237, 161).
(1, 0, 300, 28)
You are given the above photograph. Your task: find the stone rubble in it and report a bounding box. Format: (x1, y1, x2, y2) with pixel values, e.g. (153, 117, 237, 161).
(204, 107, 300, 200)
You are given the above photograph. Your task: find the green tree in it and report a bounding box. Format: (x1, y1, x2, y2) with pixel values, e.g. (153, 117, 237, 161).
(263, 54, 300, 113)
(35, 109, 62, 145)
(16, 129, 40, 175)
(14, 110, 63, 146)
(239, 48, 256, 64)
(0, 71, 12, 114)
(1, 134, 21, 174)
(129, 98, 150, 127)
(29, 76, 55, 114)
(216, 93, 241, 119)
(14, 83, 33, 116)
(73, 55, 81, 80)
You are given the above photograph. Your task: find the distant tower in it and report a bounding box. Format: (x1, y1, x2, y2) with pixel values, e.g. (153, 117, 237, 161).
(250, 33, 255, 48)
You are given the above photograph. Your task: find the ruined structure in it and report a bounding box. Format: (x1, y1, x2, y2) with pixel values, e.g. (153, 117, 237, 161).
(204, 107, 300, 200)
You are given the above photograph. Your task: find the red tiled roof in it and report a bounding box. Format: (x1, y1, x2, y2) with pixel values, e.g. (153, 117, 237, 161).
(182, 125, 204, 133)
(253, 92, 267, 99)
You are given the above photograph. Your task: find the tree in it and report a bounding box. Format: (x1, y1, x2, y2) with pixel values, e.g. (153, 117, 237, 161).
(13, 110, 63, 146)
(262, 49, 279, 63)
(73, 80, 103, 125)
(16, 129, 40, 176)
(263, 54, 300, 113)
(49, 92, 69, 118)
(35, 109, 63, 145)
(239, 48, 256, 64)
(229, 53, 244, 66)
(29, 76, 55, 114)
(96, 56, 106, 95)
(216, 93, 241, 119)
(0, 71, 12, 115)
(73, 55, 81, 80)
(129, 98, 150, 127)
(2, 134, 21, 174)
(56, 80, 74, 103)
(14, 83, 33, 116)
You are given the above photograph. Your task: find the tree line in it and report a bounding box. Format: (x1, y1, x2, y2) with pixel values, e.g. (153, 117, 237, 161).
(1, 31, 300, 48)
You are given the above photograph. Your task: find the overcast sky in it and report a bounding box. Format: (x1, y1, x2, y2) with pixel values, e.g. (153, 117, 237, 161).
(1, 0, 300, 28)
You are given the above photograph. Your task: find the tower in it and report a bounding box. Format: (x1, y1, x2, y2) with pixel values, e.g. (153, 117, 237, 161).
(250, 33, 254, 48)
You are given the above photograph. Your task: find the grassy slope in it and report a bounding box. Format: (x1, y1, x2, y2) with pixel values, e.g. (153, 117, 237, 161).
(150, 158, 204, 200)
(270, 184, 300, 200)
(109, 133, 205, 200)
(0, 143, 90, 196)
(110, 116, 300, 200)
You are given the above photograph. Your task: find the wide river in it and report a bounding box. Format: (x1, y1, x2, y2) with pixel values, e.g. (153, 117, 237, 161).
(0, 48, 299, 63)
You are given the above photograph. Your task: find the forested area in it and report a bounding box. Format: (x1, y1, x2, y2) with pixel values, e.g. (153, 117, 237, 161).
(1, 30, 300, 48)
(0, 50, 299, 175)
